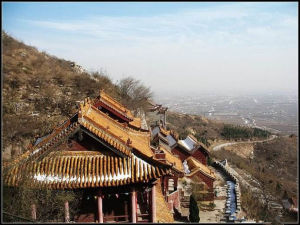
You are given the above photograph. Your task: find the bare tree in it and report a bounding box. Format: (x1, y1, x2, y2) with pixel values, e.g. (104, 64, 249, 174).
(117, 77, 153, 111)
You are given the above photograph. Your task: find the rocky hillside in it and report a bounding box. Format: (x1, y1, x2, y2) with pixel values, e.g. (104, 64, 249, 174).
(1, 31, 281, 160)
(212, 135, 298, 223)
(2, 32, 146, 160)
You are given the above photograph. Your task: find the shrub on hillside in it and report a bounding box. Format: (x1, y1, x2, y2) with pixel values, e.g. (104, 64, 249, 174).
(221, 124, 270, 140)
(3, 185, 82, 222)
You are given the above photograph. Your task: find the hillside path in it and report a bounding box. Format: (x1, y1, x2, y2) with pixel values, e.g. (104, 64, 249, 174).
(212, 135, 277, 151)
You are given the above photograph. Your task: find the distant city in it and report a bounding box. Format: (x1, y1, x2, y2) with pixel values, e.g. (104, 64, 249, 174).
(154, 92, 298, 135)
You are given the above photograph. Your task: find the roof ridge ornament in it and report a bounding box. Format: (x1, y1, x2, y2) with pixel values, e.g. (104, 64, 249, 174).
(126, 138, 132, 146)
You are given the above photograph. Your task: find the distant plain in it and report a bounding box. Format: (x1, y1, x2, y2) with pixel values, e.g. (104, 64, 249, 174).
(155, 92, 298, 135)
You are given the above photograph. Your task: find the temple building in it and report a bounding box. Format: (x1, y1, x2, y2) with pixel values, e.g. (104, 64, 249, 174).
(172, 134, 216, 200)
(150, 125, 216, 203)
(3, 90, 183, 223)
(172, 134, 210, 165)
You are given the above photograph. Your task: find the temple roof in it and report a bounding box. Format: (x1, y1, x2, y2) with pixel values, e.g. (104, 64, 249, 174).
(4, 91, 173, 189)
(79, 99, 153, 158)
(178, 135, 197, 151)
(99, 90, 134, 120)
(166, 134, 177, 147)
(158, 146, 184, 173)
(177, 135, 210, 155)
(185, 156, 215, 180)
(151, 125, 177, 148)
(160, 127, 170, 136)
(4, 151, 170, 189)
(4, 120, 80, 169)
(97, 90, 144, 130)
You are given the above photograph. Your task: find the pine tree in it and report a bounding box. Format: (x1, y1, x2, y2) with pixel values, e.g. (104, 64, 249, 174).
(189, 194, 200, 222)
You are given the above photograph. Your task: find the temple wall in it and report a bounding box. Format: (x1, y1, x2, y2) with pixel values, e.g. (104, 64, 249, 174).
(193, 171, 214, 191)
(171, 147, 190, 161)
(167, 190, 180, 210)
(191, 150, 207, 165)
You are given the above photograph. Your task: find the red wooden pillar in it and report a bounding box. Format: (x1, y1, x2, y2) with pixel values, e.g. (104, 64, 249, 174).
(98, 191, 104, 223)
(131, 187, 137, 223)
(163, 177, 168, 196)
(151, 184, 156, 223)
(64, 201, 70, 222)
(31, 203, 37, 221)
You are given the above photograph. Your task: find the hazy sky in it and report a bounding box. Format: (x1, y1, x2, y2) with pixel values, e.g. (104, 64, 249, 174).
(2, 2, 298, 96)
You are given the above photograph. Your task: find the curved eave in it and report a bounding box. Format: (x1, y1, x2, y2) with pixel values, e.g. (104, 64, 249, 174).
(4, 154, 170, 189)
(186, 168, 216, 180)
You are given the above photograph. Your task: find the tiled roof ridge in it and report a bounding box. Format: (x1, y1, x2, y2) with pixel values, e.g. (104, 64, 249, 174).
(52, 151, 103, 156)
(5, 122, 80, 171)
(188, 134, 198, 143)
(197, 142, 210, 153)
(158, 132, 169, 143)
(128, 117, 143, 130)
(150, 146, 183, 173)
(133, 148, 178, 172)
(31, 118, 72, 150)
(188, 167, 216, 180)
(186, 156, 215, 180)
(169, 129, 179, 141)
(99, 90, 134, 119)
(90, 104, 149, 135)
(80, 118, 132, 156)
(159, 126, 170, 136)
(99, 96, 133, 121)
(99, 91, 146, 130)
(80, 101, 154, 158)
(177, 140, 192, 153)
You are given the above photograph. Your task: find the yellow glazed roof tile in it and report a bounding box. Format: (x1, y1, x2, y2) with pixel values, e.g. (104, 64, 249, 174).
(99, 90, 134, 120)
(186, 156, 216, 180)
(79, 102, 154, 158)
(159, 146, 183, 172)
(129, 117, 141, 129)
(160, 127, 170, 136)
(4, 153, 169, 189)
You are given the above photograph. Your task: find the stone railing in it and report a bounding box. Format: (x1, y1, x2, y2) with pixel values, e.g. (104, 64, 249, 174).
(167, 190, 180, 211)
(213, 161, 242, 217)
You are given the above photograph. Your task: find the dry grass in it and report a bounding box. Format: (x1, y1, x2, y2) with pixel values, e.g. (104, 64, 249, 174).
(212, 135, 297, 223)
(2, 31, 154, 159)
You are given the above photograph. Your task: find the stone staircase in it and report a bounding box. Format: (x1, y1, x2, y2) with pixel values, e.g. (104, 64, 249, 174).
(178, 188, 190, 218)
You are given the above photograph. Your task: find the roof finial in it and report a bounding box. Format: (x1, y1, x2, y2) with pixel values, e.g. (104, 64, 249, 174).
(126, 138, 132, 145)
